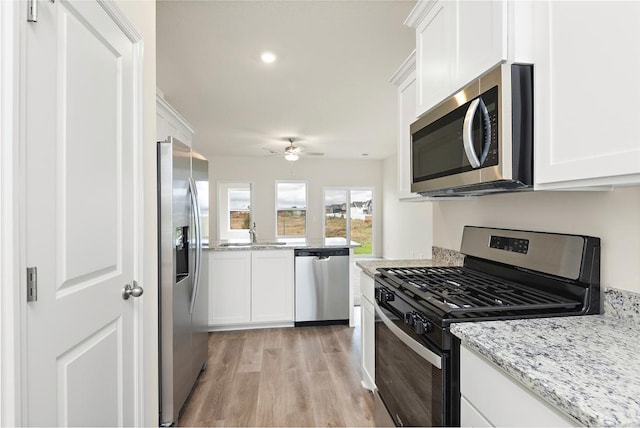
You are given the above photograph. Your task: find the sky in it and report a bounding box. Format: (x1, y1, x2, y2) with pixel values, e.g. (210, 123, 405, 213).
(230, 184, 372, 210)
(229, 188, 250, 210)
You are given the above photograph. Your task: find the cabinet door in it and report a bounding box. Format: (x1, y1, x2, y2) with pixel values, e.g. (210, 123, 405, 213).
(455, 0, 506, 90)
(361, 297, 375, 390)
(398, 67, 419, 199)
(251, 250, 294, 323)
(460, 346, 578, 427)
(209, 251, 251, 325)
(534, 1, 640, 188)
(415, 0, 454, 117)
(460, 396, 492, 428)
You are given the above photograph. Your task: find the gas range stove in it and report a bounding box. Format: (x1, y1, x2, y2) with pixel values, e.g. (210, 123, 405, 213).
(373, 226, 601, 427)
(377, 265, 585, 321)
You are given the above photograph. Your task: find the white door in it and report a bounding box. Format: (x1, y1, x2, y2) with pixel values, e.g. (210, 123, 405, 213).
(24, 1, 140, 425)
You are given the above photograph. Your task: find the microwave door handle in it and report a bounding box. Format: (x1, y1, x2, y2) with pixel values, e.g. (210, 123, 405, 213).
(463, 98, 492, 168)
(463, 98, 482, 168)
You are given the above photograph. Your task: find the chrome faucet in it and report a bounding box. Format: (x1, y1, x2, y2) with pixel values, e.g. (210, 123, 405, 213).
(249, 222, 257, 243)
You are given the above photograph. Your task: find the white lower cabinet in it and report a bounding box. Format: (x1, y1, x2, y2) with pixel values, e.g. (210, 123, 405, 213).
(460, 345, 579, 427)
(251, 250, 294, 323)
(209, 251, 251, 325)
(209, 250, 294, 328)
(360, 270, 375, 390)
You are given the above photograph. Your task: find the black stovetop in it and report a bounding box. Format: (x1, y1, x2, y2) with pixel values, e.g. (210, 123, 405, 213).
(376, 265, 584, 321)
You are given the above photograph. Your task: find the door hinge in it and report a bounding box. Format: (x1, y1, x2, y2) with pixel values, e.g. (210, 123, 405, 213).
(27, 267, 38, 302)
(27, 0, 38, 22)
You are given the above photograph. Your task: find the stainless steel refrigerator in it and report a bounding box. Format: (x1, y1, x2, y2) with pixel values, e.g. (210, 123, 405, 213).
(158, 137, 209, 426)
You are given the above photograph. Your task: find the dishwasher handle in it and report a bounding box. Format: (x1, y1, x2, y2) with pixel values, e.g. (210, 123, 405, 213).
(295, 248, 349, 257)
(317, 255, 331, 261)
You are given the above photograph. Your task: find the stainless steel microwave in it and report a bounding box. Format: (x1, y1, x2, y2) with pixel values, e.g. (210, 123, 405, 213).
(410, 64, 533, 197)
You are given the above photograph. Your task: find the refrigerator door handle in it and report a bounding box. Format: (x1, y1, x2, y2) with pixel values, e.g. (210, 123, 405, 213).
(188, 177, 202, 315)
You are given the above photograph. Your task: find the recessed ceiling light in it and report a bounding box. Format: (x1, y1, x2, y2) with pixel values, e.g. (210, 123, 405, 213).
(261, 52, 277, 64)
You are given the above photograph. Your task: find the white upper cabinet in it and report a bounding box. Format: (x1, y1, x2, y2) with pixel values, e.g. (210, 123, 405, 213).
(406, 0, 508, 118)
(156, 91, 195, 146)
(390, 51, 423, 200)
(455, 1, 507, 91)
(411, 1, 453, 116)
(533, 1, 640, 189)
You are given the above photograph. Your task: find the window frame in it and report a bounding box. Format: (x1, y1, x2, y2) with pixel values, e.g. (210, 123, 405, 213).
(322, 186, 374, 256)
(217, 181, 253, 241)
(275, 180, 308, 238)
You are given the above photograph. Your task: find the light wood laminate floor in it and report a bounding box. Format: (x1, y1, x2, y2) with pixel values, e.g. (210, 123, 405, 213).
(179, 319, 374, 427)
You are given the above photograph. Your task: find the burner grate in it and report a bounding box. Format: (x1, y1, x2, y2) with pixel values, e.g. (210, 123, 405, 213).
(377, 266, 582, 316)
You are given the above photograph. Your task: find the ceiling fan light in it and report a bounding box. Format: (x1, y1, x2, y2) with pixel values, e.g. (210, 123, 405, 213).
(285, 152, 299, 161)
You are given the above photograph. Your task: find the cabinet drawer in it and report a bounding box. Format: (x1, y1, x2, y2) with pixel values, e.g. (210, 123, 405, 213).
(460, 395, 491, 428)
(460, 346, 579, 427)
(360, 270, 375, 303)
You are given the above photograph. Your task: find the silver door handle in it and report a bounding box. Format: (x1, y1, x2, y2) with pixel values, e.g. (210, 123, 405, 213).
(122, 281, 144, 300)
(188, 177, 202, 315)
(374, 301, 442, 369)
(462, 98, 491, 169)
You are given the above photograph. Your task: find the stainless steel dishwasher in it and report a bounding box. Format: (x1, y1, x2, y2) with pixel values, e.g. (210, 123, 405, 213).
(294, 248, 350, 326)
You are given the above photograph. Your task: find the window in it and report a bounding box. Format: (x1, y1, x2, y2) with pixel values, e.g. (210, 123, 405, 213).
(276, 181, 307, 237)
(218, 182, 252, 240)
(324, 188, 373, 255)
(228, 188, 251, 230)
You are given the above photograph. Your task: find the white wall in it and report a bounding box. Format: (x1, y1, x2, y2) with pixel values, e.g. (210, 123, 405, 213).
(201, 154, 383, 256)
(112, 1, 157, 425)
(381, 154, 433, 260)
(433, 187, 640, 293)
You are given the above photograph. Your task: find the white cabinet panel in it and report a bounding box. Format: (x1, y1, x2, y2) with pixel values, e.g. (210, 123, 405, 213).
(456, 0, 506, 90)
(390, 52, 423, 200)
(156, 93, 194, 146)
(534, 1, 640, 188)
(251, 250, 294, 323)
(209, 250, 294, 328)
(460, 345, 579, 427)
(359, 271, 376, 389)
(209, 251, 251, 325)
(415, 0, 453, 116)
(361, 297, 375, 390)
(460, 396, 492, 428)
(408, 0, 508, 118)
(360, 270, 375, 305)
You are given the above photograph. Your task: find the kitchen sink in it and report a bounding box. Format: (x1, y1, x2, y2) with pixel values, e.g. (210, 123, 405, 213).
(218, 241, 287, 247)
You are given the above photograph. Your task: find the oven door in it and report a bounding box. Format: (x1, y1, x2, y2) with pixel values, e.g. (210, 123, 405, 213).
(374, 300, 448, 427)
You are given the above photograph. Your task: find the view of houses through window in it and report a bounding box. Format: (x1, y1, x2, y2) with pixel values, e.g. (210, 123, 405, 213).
(276, 181, 307, 237)
(228, 188, 251, 230)
(324, 188, 373, 255)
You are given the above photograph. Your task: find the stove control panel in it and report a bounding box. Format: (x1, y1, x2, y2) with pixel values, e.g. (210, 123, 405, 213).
(490, 235, 529, 254)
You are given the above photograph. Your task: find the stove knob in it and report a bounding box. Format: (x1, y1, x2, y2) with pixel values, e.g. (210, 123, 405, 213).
(404, 312, 416, 326)
(384, 290, 395, 302)
(414, 318, 433, 335)
(375, 288, 395, 304)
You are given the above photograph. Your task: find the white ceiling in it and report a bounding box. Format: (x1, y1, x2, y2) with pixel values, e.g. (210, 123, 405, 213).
(156, 0, 416, 160)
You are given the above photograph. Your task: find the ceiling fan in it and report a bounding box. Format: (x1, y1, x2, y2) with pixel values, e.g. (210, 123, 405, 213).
(263, 137, 303, 161)
(283, 138, 301, 161)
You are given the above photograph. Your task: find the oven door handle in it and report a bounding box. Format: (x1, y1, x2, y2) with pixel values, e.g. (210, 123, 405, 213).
(374, 301, 442, 369)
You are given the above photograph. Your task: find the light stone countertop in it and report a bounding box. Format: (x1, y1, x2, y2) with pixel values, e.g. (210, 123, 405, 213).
(356, 258, 441, 278)
(207, 237, 361, 251)
(355, 246, 465, 278)
(451, 301, 640, 427)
